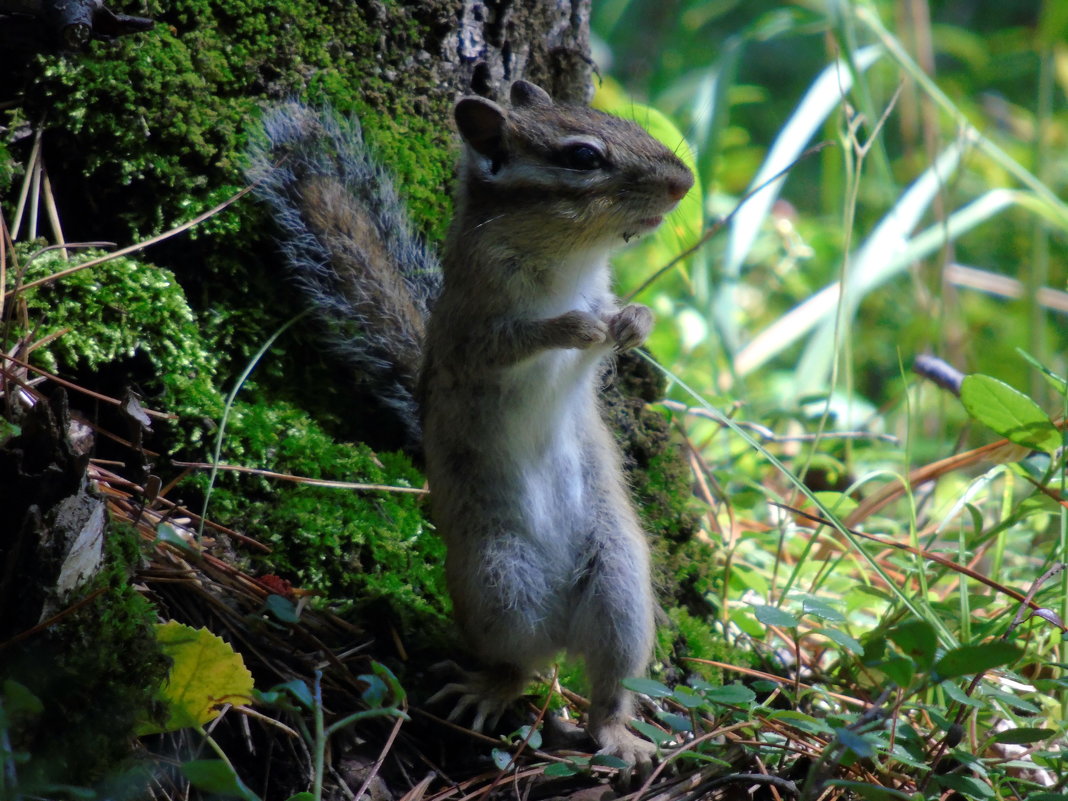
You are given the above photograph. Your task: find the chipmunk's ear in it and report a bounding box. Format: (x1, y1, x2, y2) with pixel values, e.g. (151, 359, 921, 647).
(510, 80, 553, 108)
(455, 97, 506, 158)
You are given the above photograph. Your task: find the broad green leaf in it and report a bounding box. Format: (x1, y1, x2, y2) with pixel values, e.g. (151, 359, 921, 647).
(140, 621, 255, 734)
(274, 679, 314, 709)
(878, 656, 916, 689)
(934, 642, 1023, 680)
(181, 760, 260, 801)
(960, 375, 1062, 454)
(753, 604, 799, 628)
(491, 748, 513, 771)
(155, 523, 195, 554)
(835, 727, 874, 758)
(888, 620, 937, 669)
(359, 674, 388, 707)
(658, 712, 693, 733)
(768, 710, 833, 734)
(671, 686, 706, 709)
(264, 594, 300, 624)
(0, 420, 20, 448)
(511, 725, 542, 750)
(980, 685, 1041, 714)
(817, 628, 864, 655)
(933, 774, 994, 799)
(630, 719, 674, 746)
(286, 794, 315, 801)
(729, 605, 765, 637)
(3, 680, 43, 718)
(825, 780, 916, 801)
(811, 492, 858, 522)
(702, 683, 757, 706)
(990, 727, 1056, 745)
(1017, 348, 1068, 396)
(543, 761, 578, 777)
(940, 680, 982, 708)
(622, 677, 672, 698)
(800, 595, 846, 623)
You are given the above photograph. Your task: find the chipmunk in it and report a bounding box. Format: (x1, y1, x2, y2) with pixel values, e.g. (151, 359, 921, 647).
(247, 79, 693, 765)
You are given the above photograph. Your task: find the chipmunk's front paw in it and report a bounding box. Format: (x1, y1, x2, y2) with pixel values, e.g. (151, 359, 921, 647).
(427, 662, 528, 732)
(552, 310, 609, 349)
(607, 304, 653, 351)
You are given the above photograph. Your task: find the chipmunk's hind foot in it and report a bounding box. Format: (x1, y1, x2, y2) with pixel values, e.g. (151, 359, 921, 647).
(428, 661, 529, 732)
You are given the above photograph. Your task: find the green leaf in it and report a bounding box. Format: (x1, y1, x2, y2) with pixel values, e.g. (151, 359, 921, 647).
(981, 686, 1041, 714)
(622, 677, 673, 698)
(990, 727, 1057, 745)
(824, 780, 916, 801)
(264, 594, 300, 624)
(3, 680, 44, 719)
(140, 621, 255, 734)
(510, 724, 542, 749)
(753, 604, 800, 628)
(702, 683, 757, 706)
(155, 522, 195, 554)
(800, 595, 847, 623)
(729, 606, 765, 636)
(835, 727, 874, 758)
(940, 680, 982, 708)
(543, 761, 578, 777)
(934, 642, 1022, 680)
(359, 674, 388, 707)
(933, 774, 994, 798)
(181, 760, 261, 801)
(285, 794, 315, 801)
(671, 686, 706, 709)
(1017, 348, 1068, 396)
(491, 748, 513, 771)
(888, 619, 937, 669)
(630, 720, 673, 746)
(658, 712, 693, 733)
(812, 492, 859, 521)
(768, 710, 833, 734)
(960, 374, 1062, 454)
(0, 419, 21, 448)
(270, 679, 314, 709)
(878, 656, 916, 689)
(591, 753, 631, 769)
(817, 628, 864, 655)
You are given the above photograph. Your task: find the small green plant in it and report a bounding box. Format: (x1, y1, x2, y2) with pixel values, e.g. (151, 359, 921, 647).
(250, 666, 408, 801)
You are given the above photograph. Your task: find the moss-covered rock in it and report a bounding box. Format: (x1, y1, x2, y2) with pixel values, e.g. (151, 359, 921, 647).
(197, 398, 448, 635)
(5, 0, 456, 243)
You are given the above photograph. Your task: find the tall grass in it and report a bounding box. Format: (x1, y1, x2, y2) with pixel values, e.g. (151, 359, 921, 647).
(602, 0, 1068, 792)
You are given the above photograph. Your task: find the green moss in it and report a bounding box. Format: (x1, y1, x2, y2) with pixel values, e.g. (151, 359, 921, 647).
(8, 0, 454, 241)
(195, 399, 448, 632)
(655, 607, 731, 684)
(14, 248, 447, 638)
(17, 249, 225, 453)
(1, 523, 170, 789)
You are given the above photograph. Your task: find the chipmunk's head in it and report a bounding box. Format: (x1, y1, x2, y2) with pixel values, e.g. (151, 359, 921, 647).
(454, 80, 693, 253)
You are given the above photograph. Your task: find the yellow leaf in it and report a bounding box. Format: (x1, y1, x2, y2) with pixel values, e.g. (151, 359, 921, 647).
(139, 621, 254, 735)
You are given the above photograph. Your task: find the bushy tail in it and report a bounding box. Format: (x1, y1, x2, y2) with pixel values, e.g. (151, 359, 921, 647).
(246, 104, 441, 449)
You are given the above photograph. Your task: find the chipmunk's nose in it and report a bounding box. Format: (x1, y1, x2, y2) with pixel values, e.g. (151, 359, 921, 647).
(667, 171, 694, 201)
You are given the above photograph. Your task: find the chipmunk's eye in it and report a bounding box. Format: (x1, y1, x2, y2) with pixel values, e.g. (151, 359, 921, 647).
(562, 143, 604, 171)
